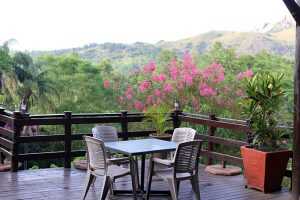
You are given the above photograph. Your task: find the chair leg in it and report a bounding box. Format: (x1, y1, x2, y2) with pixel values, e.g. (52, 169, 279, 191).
(100, 176, 113, 200)
(91, 177, 96, 185)
(177, 181, 180, 195)
(170, 151, 175, 160)
(190, 176, 201, 200)
(109, 179, 114, 195)
(145, 159, 154, 200)
(134, 156, 140, 188)
(167, 178, 178, 200)
(130, 157, 137, 200)
(82, 169, 95, 200)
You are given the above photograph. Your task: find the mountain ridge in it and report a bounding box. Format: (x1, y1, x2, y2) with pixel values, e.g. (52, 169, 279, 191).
(30, 16, 295, 63)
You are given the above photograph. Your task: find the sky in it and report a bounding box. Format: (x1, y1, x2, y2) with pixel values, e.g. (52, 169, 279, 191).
(0, 0, 291, 51)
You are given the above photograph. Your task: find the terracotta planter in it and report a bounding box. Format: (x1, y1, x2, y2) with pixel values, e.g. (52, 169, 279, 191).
(240, 146, 292, 192)
(149, 133, 172, 158)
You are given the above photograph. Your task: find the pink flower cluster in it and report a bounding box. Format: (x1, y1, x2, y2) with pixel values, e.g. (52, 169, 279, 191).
(237, 69, 253, 80)
(143, 61, 156, 74)
(139, 80, 149, 92)
(104, 53, 252, 116)
(103, 81, 111, 88)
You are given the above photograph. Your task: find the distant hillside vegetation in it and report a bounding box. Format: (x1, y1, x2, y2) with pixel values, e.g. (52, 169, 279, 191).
(30, 16, 295, 67)
(158, 16, 295, 57)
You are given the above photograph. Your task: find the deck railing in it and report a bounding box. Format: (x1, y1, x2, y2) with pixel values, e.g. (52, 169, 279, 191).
(0, 108, 292, 181)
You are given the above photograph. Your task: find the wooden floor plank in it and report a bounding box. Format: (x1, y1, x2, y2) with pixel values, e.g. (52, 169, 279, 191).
(0, 164, 291, 200)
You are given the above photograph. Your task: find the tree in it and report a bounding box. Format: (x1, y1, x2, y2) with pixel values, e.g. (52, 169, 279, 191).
(158, 49, 178, 68)
(37, 53, 107, 113)
(97, 58, 113, 76)
(199, 42, 240, 72)
(12, 52, 59, 113)
(0, 41, 15, 107)
(0, 41, 13, 73)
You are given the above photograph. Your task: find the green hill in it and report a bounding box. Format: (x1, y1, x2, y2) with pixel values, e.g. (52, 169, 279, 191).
(158, 16, 295, 57)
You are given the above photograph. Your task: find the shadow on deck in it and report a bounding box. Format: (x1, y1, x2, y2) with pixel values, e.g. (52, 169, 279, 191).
(0, 164, 291, 200)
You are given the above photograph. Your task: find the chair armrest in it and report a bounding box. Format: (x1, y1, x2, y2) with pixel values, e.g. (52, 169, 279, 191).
(107, 157, 130, 165)
(152, 158, 174, 167)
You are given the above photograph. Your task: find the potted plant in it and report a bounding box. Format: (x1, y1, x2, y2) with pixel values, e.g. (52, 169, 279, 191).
(240, 72, 292, 192)
(143, 103, 173, 140)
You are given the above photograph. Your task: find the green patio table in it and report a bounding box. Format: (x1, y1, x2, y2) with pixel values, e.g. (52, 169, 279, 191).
(105, 138, 177, 197)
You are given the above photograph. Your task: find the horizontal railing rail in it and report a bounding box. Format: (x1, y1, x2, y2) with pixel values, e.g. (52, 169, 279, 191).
(0, 108, 292, 180)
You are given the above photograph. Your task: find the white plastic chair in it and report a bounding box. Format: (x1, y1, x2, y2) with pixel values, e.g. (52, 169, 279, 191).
(171, 127, 196, 143)
(82, 136, 137, 200)
(146, 140, 203, 200)
(92, 126, 122, 162)
(92, 126, 118, 143)
(170, 127, 196, 159)
(92, 126, 140, 189)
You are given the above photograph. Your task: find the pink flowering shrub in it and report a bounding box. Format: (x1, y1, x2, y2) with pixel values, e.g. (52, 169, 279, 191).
(104, 53, 252, 117)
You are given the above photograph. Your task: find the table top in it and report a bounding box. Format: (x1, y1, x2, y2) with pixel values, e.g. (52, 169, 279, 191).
(105, 138, 177, 156)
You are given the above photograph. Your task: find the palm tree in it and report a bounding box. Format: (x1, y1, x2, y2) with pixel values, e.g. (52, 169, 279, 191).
(12, 52, 59, 113)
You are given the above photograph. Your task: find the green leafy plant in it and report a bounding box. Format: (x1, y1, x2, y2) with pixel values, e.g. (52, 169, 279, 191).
(243, 72, 287, 151)
(30, 165, 39, 170)
(143, 103, 173, 136)
(50, 164, 58, 168)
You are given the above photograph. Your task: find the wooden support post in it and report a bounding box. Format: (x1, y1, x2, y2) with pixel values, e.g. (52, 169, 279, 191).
(121, 110, 128, 141)
(292, 24, 300, 200)
(207, 115, 216, 166)
(293, 20, 300, 200)
(283, 1, 300, 199)
(283, 0, 300, 23)
(11, 111, 23, 172)
(64, 111, 72, 168)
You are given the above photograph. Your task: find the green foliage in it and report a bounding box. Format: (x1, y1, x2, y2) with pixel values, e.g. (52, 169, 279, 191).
(158, 49, 178, 68)
(0, 41, 13, 73)
(30, 165, 39, 170)
(243, 73, 287, 151)
(71, 156, 86, 166)
(50, 164, 58, 168)
(202, 42, 238, 71)
(13, 51, 33, 69)
(37, 53, 110, 113)
(143, 104, 173, 136)
(98, 58, 113, 76)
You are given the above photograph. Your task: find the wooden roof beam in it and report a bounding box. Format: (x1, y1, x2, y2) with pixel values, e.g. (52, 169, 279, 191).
(283, 0, 300, 24)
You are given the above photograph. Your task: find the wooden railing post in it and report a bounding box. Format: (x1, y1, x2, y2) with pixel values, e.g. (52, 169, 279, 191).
(121, 110, 128, 141)
(11, 111, 23, 172)
(0, 107, 5, 127)
(207, 114, 216, 166)
(0, 107, 5, 164)
(64, 111, 72, 168)
(0, 152, 4, 164)
(245, 119, 253, 144)
(172, 109, 182, 129)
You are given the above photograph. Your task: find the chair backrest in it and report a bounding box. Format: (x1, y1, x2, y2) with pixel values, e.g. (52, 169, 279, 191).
(171, 128, 196, 144)
(173, 140, 203, 174)
(92, 126, 118, 142)
(83, 136, 107, 174)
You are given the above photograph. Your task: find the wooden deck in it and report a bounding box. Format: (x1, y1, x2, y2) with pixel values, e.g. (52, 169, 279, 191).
(0, 164, 291, 200)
